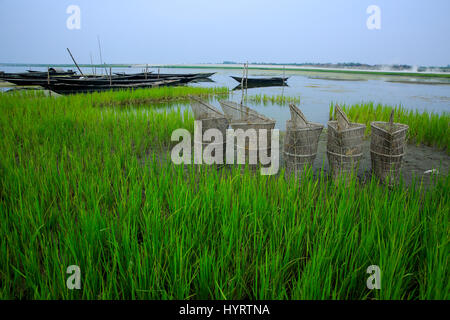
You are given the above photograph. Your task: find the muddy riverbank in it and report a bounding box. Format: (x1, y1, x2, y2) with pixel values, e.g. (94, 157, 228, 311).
(279, 131, 449, 187)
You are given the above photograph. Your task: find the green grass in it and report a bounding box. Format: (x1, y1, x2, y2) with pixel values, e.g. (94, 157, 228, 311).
(245, 94, 301, 106)
(0, 91, 448, 299)
(38, 86, 229, 107)
(91, 86, 229, 106)
(329, 102, 450, 153)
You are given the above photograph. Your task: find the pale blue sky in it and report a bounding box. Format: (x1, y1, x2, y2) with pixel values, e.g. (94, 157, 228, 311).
(0, 0, 449, 66)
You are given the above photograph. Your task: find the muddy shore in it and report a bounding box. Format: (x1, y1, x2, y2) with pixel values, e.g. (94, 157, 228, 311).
(159, 131, 449, 188)
(278, 131, 449, 187)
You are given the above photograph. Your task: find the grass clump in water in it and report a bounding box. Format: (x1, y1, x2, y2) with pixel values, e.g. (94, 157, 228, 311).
(246, 94, 301, 106)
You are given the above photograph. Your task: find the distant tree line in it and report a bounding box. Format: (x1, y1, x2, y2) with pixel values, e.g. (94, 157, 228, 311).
(222, 61, 450, 72)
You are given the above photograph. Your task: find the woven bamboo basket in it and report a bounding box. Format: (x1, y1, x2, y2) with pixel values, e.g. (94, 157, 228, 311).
(219, 100, 275, 169)
(370, 120, 408, 185)
(190, 96, 229, 165)
(193, 117, 229, 165)
(283, 104, 323, 178)
(326, 120, 366, 179)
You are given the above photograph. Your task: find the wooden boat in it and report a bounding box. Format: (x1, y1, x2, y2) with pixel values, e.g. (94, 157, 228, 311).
(0, 69, 76, 80)
(3, 69, 76, 79)
(113, 72, 215, 80)
(3, 74, 105, 86)
(43, 79, 180, 95)
(232, 82, 288, 90)
(66, 73, 198, 84)
(54, 76, 192, 85)
(231, 76, 288, 86)
(3, 78, 58, 86)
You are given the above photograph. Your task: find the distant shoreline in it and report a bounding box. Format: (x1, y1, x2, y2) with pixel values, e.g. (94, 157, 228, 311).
(1, 63, 450, 78)
(153, 64, 450, 78)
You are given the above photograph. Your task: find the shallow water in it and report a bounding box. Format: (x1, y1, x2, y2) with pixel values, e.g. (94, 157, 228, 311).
(190, 68, 450, 129)
(1, 66, 449, 130)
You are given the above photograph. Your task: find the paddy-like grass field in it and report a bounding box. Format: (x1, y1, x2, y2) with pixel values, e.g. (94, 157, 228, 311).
(0, 87, 448, 299)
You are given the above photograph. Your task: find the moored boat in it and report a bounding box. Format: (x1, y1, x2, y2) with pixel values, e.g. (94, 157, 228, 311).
(113, 72, 215, 80)
(2, 78, 58, 86)
(43, 79, 180, 95)
(54, 76, 192, 86)
(0, 68, 76, 79)
(231, 76, 288, 86)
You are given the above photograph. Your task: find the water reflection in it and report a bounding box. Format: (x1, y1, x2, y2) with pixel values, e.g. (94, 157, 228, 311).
(232, 82, 289, 90)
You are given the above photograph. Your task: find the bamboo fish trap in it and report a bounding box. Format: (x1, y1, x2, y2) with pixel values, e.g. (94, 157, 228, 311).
(219, 100, 275, 168)
(283, 104, 323, 179)
(327, 105, 366, 179)
(189, 96, 229, 165)
(370, 110, 409, 185)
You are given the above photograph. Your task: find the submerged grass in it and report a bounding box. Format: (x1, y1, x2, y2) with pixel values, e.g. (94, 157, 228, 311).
(0, 91, 448, 299)
(330, 102, 450, 153)
(245, 94, 301, 106)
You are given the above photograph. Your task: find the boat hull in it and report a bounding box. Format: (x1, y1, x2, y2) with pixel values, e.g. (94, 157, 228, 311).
(231, 76, 288, 86)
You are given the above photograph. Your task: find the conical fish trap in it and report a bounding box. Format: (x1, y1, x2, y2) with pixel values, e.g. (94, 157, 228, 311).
(284, 104, 323, 178)
(219, 100, 275, 168)
(190, 96, 225, 120)
(219, 100, 273, 123)
(327, 120, 366, 179)
(370, 120, 408, 185)
(334, 104, 350, 131)
(190, 97, 229, 165)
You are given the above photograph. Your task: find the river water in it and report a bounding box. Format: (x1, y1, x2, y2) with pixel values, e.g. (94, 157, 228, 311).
(1, 66, 449, 130)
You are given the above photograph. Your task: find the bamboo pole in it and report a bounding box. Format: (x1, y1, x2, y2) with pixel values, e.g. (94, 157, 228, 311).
(335, 104, 350, 132)
(389, 109, 394, 134)
(47, 67, 51, 97)
(97, 36, 108, 75)
(245, 62, 248, 105)
(90, 52, 95, 75)
(66, 48, 85, 77)
(240, 63, 245, 105)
